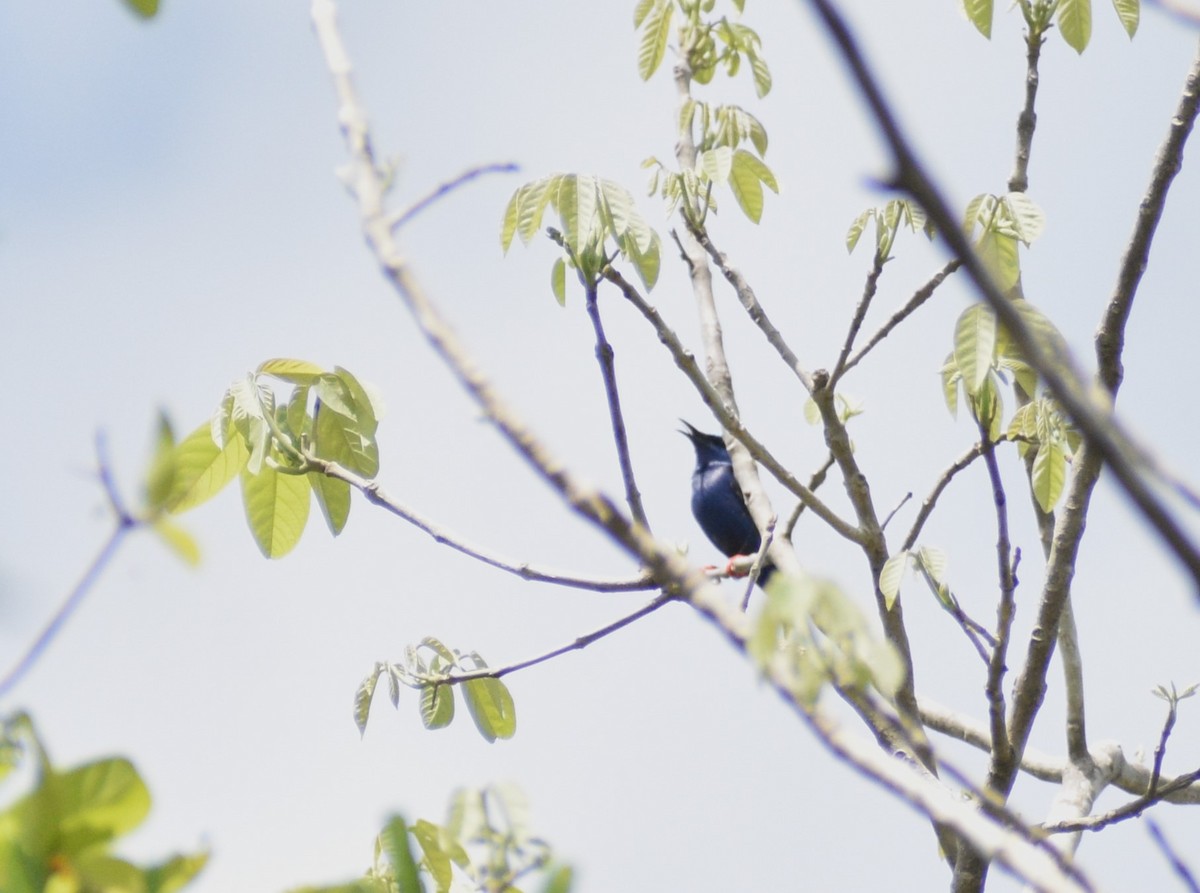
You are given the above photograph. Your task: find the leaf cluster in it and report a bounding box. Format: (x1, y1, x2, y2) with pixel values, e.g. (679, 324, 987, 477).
(150, 359, 382, 559)
(0, 713, 207, 893)
(355, 638, 516, 744)
(299, 788, 571, 893)
(501, 174, 661, 303)
(962, 0, 1138, 52)
(846, 199, 934, 265)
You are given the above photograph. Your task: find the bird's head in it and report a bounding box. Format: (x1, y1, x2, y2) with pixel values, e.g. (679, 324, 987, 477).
(680, 420, 732, 469)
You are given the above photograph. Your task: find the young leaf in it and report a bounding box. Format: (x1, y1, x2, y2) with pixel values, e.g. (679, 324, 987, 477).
(1058, 0, 1093, 53)
(962, 0, 993, 37)
(879, 551, 911, 610)
(166, 422, 249, 514)
(354, 671, 379, 736)
(976, 228, 1020, 291)
(311, 472, 352, 536)
(143, 412, 177, 511)
(256, 358, 326, 385)
(151, 519, 201, 567)
(637, 0, 673, 81)
(379, 816, 423, 893)
(420, 684, 455, 730)
(1003, 192, 1046, 244)
(239, 464, 311, 559)
(1111, 0, 1138, 37)
(940, 353, 961, 417)
(954, 304, 997, 397)
(462, 678, 517, 742)
(1032, 437, 1068, 512)
(313, 399, 380, 478)
(729, 150, 778, 223)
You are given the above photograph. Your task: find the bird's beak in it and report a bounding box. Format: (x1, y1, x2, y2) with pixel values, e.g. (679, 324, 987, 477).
(679, 419, 701, 440)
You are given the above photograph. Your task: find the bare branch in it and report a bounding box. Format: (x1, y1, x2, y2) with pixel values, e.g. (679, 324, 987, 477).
(0, 432, 137, 700)
(840, 262, 959, 379)
(979, 429, 1017, 773)
(902, 441, 984, 551)
(1147, 818, 1200, 893)
(388, 162, 519, 231)
(832, 255, 885, 383)
(308, 455, 656, 592)
(689, 223, 815, 393)
(418, 594, 675, 685)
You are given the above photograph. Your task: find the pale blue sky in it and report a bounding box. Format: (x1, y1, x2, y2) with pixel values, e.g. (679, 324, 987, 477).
(3, 1, 1200, 891)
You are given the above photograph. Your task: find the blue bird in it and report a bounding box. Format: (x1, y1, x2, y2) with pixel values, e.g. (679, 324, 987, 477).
(681, 421, 775, 586)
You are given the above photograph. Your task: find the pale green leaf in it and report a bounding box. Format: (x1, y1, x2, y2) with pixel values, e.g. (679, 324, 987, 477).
(151, 519, 201, 567)
(962, 0, 993, 37)
(256, 358, 325, 384)
(310, 472, 351, 536)
(977, 229, 1020, 291)
(941, 353, 961, 417)
(1032, 438, 1067, 512)
(748, 51, 772, 98)
(412, 819, 454, 892)
(698, 147, 733, 184)
(729, 150, 777, 223)
(142, 850, 210, 893)
(379, 816, 422, 893)
(551, 257, 566, 306)
(1003, 192, 1046, 244)
(633, 0, 656, 27)
(1058, 0, 1092, 52)
(313, 399, 379, 478)
(53, 757, 151, 840)
(916, 546, 948, 585)
(846, 209, 872, 253)
(954, 303, 997, 396)
(1111, 0, 1138, 37)
(166, 422, 249, 514)
(333, 366, 379, 437)
(143, 411, 177, 511)
(463, 677, 516, 742)
(354, 671, 378, 736)
(626, 231, 661, 291)
(420, 684, 455, 730)
(123, 0, 159, 18)
(239, 464, 311, 559)
(879, 552, 910, 610)
(637, 0, 673, 80)
(541, 865, 575, 893)
(803, 397, 820, 425)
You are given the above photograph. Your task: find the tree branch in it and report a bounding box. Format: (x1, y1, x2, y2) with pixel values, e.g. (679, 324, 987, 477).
(387, 162, 519, 231)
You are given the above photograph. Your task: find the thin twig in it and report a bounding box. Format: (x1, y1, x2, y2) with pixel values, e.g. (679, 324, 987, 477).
(689, 223, 815, 393)
(901, 441, 985, 552)
(0, 433, 136, 700)
(1043, 767, 1200, 834)
(979, 428, 1016, 772)
(880, 492, 911, 532)
(1147, 819, 1200, 893)
(784, 452, 836, 538)
(831, 255, 885, 383)
(388, 162, 519, 231)
(583, 278, 651, 529)
(306, 455, 656, 592)
(421, 594, 676, 684)
(740, 516, 776, 611)
(840, 260, 960, 378)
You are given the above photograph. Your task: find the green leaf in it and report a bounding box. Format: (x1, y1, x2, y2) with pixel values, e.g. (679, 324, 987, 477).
(142, 851, 210, 893)
(122, 0, 159, 18)
(1003, 192, 1046, 244)
(729, 150, 777, 223)
(54, 758, 151, 844)
(143, 411, 177, 511)
(165, 422, 249, 514)
(879, 552, 910, 610)
(379, 816, 423, 893)
(954, 304, 997, 397)
(462, 678, 517, 742)
(420, 684, 455, 730)
(846, 210, 871, 253)
(1032, 438, 1067, 512)
(637, 0, 673, 80)
(540, 865, 574, 893)
(633, 0, 656, 27)
(697, 147, 733, 184)
(333, 367, 379, 436)
(962, 0, 993, 37)
(239, 463, 311, 558)
(1058, 0, 1092, 52)
(1111, 0, 1138, 37)
(915, 546, 948, 586)
(354, 671, 379, 736)
(150, 519, 201, 567)
(748, 52, 772, 98)
(977, 229, 1020, 291)
(412, 820, 455, 893)
(257, 358, 326, 385)
(313, 399, 379, 478)
(310, 472, 352, 536)
(940, 353, 961, 417)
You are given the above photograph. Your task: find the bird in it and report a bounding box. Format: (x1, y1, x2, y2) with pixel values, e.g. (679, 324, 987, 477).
(681, 420, 775, 586)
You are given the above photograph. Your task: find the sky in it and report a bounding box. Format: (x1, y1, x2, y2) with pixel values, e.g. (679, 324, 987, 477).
(3, 1, 1200, 891)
